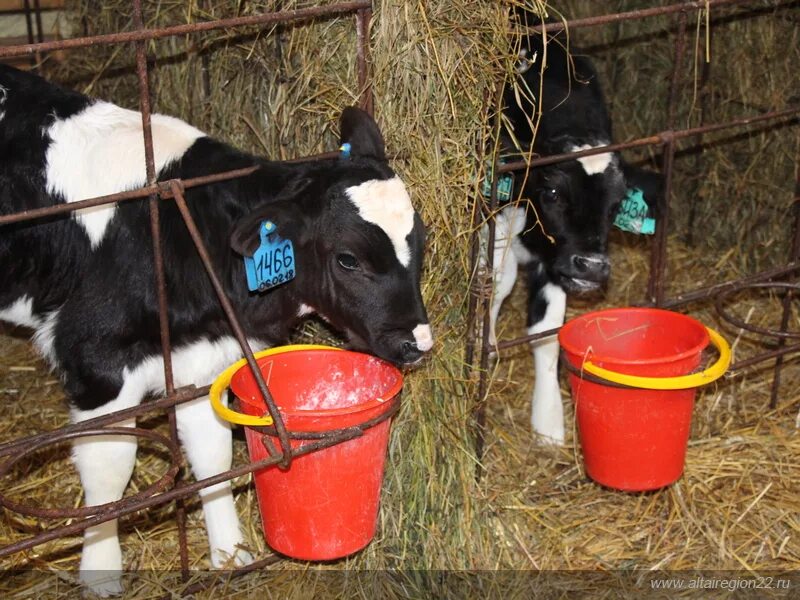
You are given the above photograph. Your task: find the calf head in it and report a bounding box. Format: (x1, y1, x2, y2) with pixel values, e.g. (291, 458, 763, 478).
(520, 145, 659, 294)
(231, 107, 432, 366)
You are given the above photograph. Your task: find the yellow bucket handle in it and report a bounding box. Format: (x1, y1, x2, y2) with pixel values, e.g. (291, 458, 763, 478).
(209, 344, 338, 427)
(580, 326, 731, 390)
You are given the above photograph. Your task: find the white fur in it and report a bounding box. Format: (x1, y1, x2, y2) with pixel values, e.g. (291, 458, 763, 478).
(70, 336, 262, 595)
(412, 323, 434, 352)
(45, 101, 204, 248)
(297, 304, 316, 317)
(345, 176, 415, 267)
(0, 296, 40, 329)
(570, 143, 613, 176)
(483, 205, 531, 345)
(528, 283, 567, 445)
(31, 310, 60, 370)
(516, 48, 537, 74)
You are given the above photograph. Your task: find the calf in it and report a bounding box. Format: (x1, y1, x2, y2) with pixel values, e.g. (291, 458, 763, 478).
(0, 65, 432, 596)
(486, 29, 659, 444)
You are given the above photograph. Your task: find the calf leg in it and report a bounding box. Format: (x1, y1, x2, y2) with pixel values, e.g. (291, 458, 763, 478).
(175, 394, 252, 568)
(484, 205, 527, 345)
(71, 388, 142, 597)
(527, 276, 567, 445)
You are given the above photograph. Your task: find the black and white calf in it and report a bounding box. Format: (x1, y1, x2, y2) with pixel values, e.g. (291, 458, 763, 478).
(0, 65, 432, 595)
(486, 30, 660, 444)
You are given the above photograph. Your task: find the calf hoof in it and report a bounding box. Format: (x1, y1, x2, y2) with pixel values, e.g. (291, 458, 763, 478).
(534, 430, 565, 446)
(531, 420, 565, 446)
(80, 570, 123, 598)
(211, 544, 254, 569)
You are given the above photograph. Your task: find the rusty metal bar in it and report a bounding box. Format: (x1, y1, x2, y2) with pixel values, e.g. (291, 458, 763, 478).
(648, 8, 688, 305)
(166, 181, 293, 468)
(686, 57, 712, 246)
(496, 106, 800, 173)
(491, 262, 800, 351)
(0, 427, 182, 519)
(528, 0, 775, 33)
(0, 385, 206, 458)
(0, 165, 260, 226)
(0, 1, 372, 58)
(658, 263, 800, 308)
(131, 0, 190, 579)
(0, 423, 366, 559)
(356, 7, 373, 115)
(768, 147, 800, 406)
(20, 0, 37, 68)
(492, 326, 561, 353)
(730, 343, 800, 372)
(464, 92, 494, 375)
(474, 84, 508, 475)
(715, 282, 800, 339)
(32, 0, 43, 44)
(0, 394, 399, 560)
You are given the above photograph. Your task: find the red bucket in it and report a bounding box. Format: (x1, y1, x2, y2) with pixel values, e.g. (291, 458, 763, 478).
(228, 346, 402, 560)
(558, 308, 716, 491)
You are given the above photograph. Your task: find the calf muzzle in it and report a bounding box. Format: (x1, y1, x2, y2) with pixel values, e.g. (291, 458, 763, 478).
(557, 253, 610, 293)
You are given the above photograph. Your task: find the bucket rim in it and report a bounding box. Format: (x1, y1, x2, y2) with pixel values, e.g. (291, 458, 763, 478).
(558, 307, 710, 367)
(232, 345, 404, 419)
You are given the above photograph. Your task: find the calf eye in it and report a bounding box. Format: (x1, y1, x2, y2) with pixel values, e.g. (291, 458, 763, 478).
(337, 253, 360, 271)
(542, 188, 560, 202)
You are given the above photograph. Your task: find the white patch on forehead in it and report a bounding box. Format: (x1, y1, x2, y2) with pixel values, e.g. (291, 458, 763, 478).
(412, 324, 434, 352)
(45, 101, 205, 248)
(570, 143, 614, 176)
(345, 176, 415, 267)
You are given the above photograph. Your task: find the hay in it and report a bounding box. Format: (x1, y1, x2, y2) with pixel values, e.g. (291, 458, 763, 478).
(2, 0, 800, 597)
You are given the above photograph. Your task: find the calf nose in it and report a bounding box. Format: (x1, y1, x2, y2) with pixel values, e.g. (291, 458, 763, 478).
(571, 253, 610, 280)
(401, 340, 424, 364)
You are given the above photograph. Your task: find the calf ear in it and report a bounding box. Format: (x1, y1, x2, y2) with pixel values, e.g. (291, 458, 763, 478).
(230, 177, 313, 256)
(339, 106, 386, 161)
(621, 163, 663, 218)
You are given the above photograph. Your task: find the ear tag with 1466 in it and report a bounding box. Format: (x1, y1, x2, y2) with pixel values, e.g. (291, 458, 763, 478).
(243, 221, 296, 292)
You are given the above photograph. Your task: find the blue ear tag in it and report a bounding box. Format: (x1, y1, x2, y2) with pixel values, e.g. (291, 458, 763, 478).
(614, 188, 656, 235)
(339, 143, 352, 159)
(481, 158, 515, 202)
(243, 221, 296, 292)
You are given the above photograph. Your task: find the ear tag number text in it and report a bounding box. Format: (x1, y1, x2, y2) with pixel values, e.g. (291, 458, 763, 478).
(244, 221, 296, 292)
(614, 188, 656, 235)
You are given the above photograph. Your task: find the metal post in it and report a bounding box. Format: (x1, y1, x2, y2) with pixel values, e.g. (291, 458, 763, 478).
(356, 7, 374, 115)
(648, 9, 688, 306)
(131, 0, 190, 579)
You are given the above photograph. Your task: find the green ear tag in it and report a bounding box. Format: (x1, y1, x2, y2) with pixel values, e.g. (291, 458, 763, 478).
(481, 159, 515, 202)
(614, 188, 656, 235)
